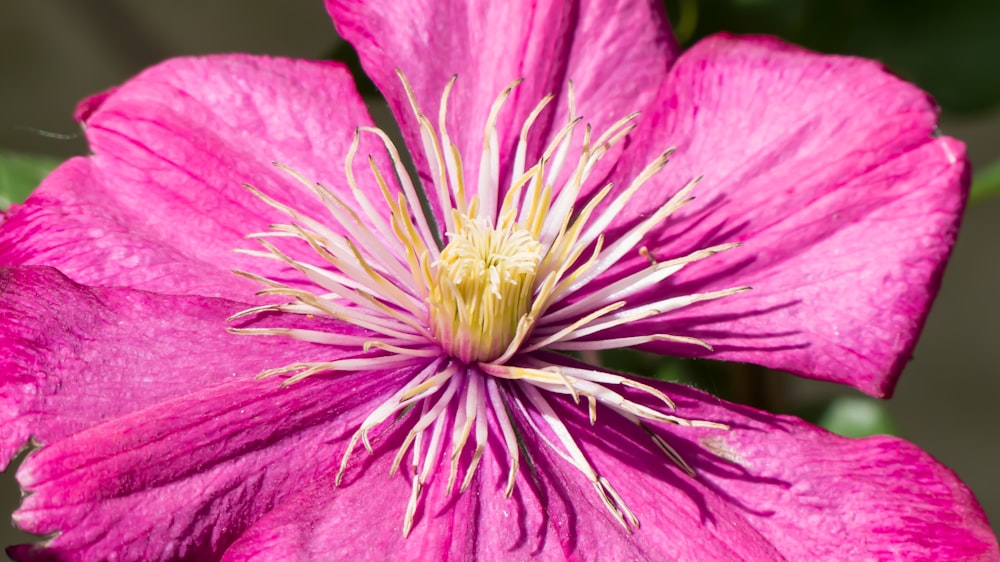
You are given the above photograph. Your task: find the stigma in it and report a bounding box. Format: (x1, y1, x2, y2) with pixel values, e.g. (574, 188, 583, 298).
(431, 213, 542, 362)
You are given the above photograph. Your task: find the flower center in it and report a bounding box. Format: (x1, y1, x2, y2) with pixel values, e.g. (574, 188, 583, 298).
(232, 70, 744, 537)
(431, 214, 542, 362)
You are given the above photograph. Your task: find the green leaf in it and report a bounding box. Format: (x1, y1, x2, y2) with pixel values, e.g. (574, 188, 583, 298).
(0, 151, 62, 211)
(817, 395, 897, 438)
(970, 159, 1000, 203)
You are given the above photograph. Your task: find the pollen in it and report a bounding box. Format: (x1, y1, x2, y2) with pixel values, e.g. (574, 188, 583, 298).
(431, 214, 542, 363)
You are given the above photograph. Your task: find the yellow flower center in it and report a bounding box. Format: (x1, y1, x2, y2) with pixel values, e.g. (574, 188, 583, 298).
(431, 214, 542, 363)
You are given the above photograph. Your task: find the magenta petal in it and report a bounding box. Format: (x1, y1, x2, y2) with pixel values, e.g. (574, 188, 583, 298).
(0, 265, 365, 470)
(602, 35, 967, 396)
(10, 365, 414, 562)
(220, 431, 474, 562)
(501, 381, 997, 560)
(0, 55, 385, 299)
(536, 381, 998, 561)
(326, 0, 679, 193)
(0, 159, 255, 297)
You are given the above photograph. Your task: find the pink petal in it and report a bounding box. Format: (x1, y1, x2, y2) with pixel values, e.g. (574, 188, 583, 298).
(210, 373, 998, 561)
(0, 265, 367, 471)
(0, 55, 386, 299)
(10, 366, 414, 562)
(220, 431, 474, 561)
(598, 35, 967, 396)
(509, 378, 998, 561)
(326, 0, 679, 198)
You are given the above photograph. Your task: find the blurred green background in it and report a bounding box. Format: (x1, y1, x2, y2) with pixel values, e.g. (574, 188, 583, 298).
(1, 0, 998, 555)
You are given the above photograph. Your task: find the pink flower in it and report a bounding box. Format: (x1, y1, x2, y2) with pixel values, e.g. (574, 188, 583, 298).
(1, 1, 997, 560)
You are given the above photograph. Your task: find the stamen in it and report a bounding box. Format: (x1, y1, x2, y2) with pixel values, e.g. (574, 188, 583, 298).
(359, 126, 441, 252)
(478, 79, 523, 223)
(336, 360, 448, 485)
(517, 384, 637, 531)
(556, 173, 697, 300)
(541, 242, 741, 324)
(391, 374, 459, 479)
(229, 327, 413, 348)
(461, 374, 490, 492)
(513, 93, 555, 181)
(273, 162, 416, 293)
(438, 76, 463, 219)
(548, 333, 713, 352)
(640, 421, 697, 478)
(522, 302, 626, 352)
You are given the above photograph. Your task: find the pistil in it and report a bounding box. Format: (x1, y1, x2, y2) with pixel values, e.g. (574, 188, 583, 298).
(430, 213, 542, 362)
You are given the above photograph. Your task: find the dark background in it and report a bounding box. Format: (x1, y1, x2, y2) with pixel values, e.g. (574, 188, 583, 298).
(2, 0, 998, 556)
